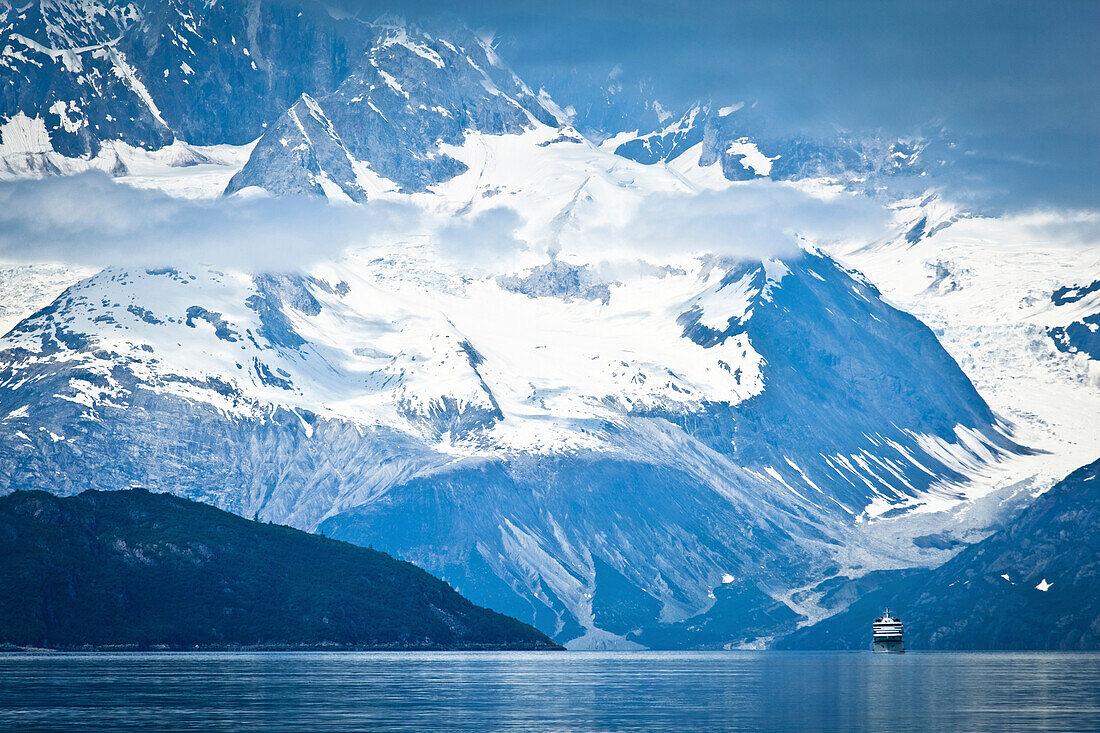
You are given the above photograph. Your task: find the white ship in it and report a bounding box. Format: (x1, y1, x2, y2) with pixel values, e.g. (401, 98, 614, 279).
(872, 609, 905, 653)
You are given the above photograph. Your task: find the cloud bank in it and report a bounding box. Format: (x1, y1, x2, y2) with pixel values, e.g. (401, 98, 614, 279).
(0, 173, 897, 274)
(0, 173, 418, 271)
(558, 183, 891, 261)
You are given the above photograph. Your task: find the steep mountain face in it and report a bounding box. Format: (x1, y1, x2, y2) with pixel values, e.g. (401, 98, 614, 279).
(0, 488, 558, 649)
(225, 25, 558, 197)
(776, 457, 1100, 650)
(656, 251, 1013, 511)
(825, 197, 1100, 532)
(0, 0, 367, 159)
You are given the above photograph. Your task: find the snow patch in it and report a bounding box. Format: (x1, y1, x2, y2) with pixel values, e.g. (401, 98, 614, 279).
(726, 138, 778, 176)
(0, 113, 53, 154)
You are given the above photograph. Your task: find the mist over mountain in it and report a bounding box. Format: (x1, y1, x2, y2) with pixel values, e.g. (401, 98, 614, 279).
(329, 0, 1100, 211)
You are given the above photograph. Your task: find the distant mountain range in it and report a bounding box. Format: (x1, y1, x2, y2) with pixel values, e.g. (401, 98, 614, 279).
(0, 487, 558, 650)
(1, 0, 1098, 650)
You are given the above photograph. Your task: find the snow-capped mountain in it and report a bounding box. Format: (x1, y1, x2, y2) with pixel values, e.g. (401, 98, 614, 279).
(1, 0, 1098, 648)
(604, 101, 930, 193)
(224, 25, 559, 199)
(0, 233, 1022, 647)
(0, 124, 1027, 647)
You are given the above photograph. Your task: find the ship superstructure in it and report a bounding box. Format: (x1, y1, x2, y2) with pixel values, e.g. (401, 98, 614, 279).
(872, 608, 905, 653)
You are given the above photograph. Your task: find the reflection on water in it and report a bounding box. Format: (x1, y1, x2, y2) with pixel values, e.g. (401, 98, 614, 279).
(1, 651, 1098, 732)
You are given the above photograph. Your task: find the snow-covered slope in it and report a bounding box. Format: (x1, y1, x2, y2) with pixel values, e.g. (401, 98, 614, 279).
(830, 201, 1100, 508)
(0, 116, 1029, 646)
(1, 4, 1092, 648)
(0, 263, 94, 334)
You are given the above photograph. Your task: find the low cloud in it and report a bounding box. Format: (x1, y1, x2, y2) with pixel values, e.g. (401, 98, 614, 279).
(998, 210, 1100, 248)
(0, 172, 419, 271)
(0, 173, 895, 275)
(559, 182, 892, 260)
(434, 206, 529, 266)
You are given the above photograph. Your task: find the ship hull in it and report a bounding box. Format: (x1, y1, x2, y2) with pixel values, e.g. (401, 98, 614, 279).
(872, 640, 905, 653)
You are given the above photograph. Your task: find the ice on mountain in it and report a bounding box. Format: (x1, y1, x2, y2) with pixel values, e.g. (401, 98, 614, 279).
(0, 112, 53, 154)
(725, 138, 777, 176)
(497, 260, 612, 304)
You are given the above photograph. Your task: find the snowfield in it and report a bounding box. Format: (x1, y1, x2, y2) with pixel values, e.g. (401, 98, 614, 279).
(832, 202, 1100, 522)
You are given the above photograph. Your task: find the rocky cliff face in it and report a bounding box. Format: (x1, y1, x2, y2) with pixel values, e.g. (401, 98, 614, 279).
(0, 0, 367, 157)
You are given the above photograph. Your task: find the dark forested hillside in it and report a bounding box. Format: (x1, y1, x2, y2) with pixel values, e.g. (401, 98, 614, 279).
(0, 489, 558, 650)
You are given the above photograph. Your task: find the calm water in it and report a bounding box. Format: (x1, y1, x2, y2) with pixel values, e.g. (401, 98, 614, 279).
(1, 651, 1098, 732)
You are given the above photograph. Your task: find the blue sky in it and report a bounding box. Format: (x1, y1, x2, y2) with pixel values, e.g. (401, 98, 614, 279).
(348, 0, 1099, 210)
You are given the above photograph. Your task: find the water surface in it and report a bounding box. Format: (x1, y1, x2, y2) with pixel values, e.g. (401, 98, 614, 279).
(1, 651, 1098, 732)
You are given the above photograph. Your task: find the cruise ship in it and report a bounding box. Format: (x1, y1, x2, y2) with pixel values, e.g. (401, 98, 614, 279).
(872, 609, 905, 653)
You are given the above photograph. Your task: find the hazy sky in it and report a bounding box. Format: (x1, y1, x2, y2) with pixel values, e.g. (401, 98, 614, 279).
(344, 0, 1099, 210)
